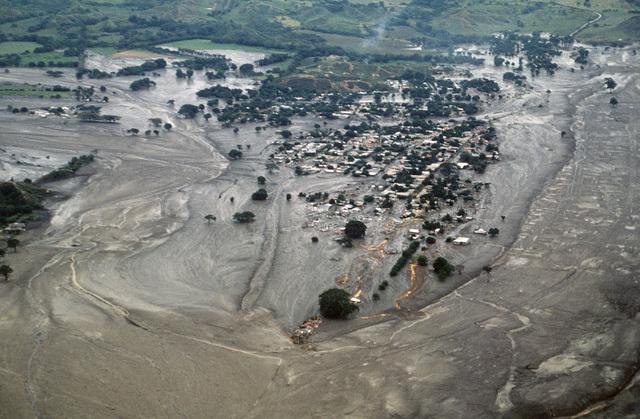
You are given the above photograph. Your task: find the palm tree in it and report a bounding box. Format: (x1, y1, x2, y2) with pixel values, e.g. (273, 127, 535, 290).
(0, 265, 13, 281)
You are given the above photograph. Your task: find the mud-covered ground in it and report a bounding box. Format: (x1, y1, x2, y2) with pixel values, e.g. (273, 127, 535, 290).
(0, 45, 638, 418)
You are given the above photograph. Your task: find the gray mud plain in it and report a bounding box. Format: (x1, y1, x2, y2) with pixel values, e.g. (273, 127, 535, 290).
(0, 47, 639, 418)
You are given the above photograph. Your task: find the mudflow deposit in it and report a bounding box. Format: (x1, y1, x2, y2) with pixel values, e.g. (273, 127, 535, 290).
(0, 45, 639, 418)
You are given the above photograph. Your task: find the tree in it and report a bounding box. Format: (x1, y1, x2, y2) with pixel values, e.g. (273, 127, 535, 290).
(610, 97, 618, 107)
(251, 189, 268, 201)
(344, 220, 367, 239)
(129, 77, 155, 91)
(0, 265, 12, 281)
(494, 56, 505, 67)
(257, 176, 266, 185)
(286, 193, 292, 201)
(0, 249, 5, 258)
(433, 257, 454, 280)
(280, 130, 292, 139)
(7, 238, 19, 253)
(204, 214, 217, 223)
(233, 212, 255, 223)
(164, 123, 172, 130)
(417, 255, 428, 266)
(178, 104, 199, 119)
(488, 227, 500, 237)
(318, 288, 359, 319)
(228, 149, 243, 160)
(605, 78, 617, 93)
(239, 63, 254, 75)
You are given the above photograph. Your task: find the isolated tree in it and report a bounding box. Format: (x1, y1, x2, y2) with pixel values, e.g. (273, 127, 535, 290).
(488, 227, 500, 237)
(7, 238, 19, 253)
(433, 257, 454, 280)
(228, 149, 243, 160)
(280, 130, 292, 139)
(318, 288, 359, 319)
(164, 123, 172, 130)
(286, 193, 292, 201)
(257, 176, 266, 185)
(610, 97, 618, 107)
(204, 214, 217, 223)
(0, 265, 12, 281)
(344, 220, 367, 239)
(605, 77, 617, 93)
(251, 189, 268, 201)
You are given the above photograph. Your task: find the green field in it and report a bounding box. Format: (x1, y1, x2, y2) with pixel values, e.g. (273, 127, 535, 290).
(0, 83, 71, 98)
(0, 41, 41, 55)
(19, 51, 77, 66)
(160, 39, 284, 54)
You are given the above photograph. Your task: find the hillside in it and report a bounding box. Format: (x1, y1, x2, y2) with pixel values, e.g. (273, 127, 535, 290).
(0, 0, 638, 67)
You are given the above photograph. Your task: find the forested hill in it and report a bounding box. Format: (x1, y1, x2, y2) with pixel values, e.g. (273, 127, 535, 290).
(0, 0, 638, 67)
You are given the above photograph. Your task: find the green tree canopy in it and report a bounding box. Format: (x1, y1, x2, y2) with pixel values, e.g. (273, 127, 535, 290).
(344, 220, 367, 239)
(319, 288, 358, 319)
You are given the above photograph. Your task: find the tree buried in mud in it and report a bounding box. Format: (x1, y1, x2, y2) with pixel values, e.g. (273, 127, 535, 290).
(318, 288, 358, 319)
(344, 220, 367, 239)
(233, 211, 255, 223)
(0, 264, 12, 281)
